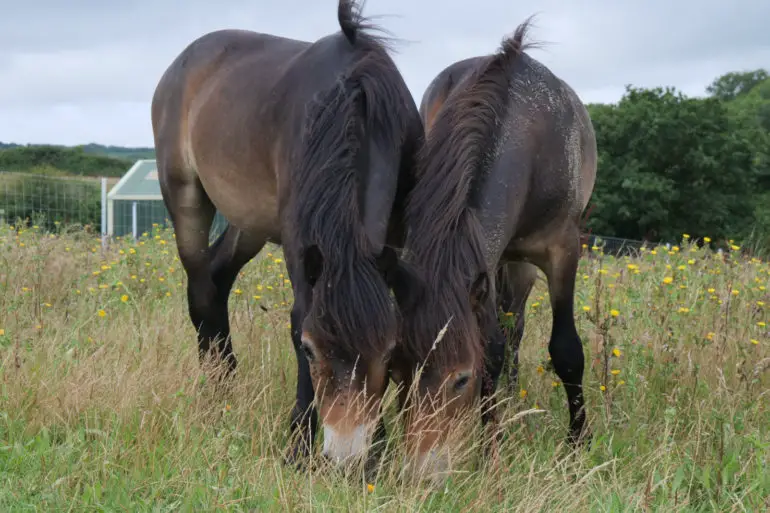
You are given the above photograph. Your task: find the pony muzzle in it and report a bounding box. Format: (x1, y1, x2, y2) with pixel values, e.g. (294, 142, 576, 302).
(321, 422, 374, 464)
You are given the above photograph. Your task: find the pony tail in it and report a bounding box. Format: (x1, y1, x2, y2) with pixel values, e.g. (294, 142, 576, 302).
(496, 16, 538, 73)
(338, 0, 364, 45)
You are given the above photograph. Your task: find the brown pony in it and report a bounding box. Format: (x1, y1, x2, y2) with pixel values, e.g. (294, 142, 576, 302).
(151, 0, 422, 468)
(391, 18, 597, 480)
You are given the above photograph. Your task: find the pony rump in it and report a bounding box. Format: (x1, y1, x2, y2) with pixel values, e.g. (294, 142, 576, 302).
(401, 18, 538, 367)
(288, 0, 415, 361)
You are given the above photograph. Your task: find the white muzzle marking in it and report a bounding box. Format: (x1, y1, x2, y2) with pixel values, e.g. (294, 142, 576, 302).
(415, 448, 451, 486)
(322, 424, 370, 464)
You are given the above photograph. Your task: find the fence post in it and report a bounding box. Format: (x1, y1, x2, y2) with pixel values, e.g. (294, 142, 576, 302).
(100, 177, 107, 249)
(132, 201, 138, 240)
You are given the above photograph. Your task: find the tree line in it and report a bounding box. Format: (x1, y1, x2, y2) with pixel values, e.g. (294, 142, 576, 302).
(0, 69, 768, 250)
(584, 69, 770, 251)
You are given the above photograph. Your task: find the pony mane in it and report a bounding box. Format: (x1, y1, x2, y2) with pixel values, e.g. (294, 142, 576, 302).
(401, 19, 536, 367)
(288, 0, 414, 361)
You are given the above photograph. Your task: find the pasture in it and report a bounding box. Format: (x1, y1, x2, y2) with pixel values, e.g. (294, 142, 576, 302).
(0, 224, 768, 511)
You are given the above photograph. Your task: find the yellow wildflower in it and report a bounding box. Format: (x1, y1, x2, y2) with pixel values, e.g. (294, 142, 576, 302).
(519, 389, 527, 398)
(97, 309, 106, 318)
(612, 348, 621, 357)
(663, 277, 673, 284)
(610, 369, 621, 375)
(610, 309, 620, 318)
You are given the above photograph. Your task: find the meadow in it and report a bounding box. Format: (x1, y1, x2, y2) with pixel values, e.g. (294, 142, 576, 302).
(0, 224, 768, 511)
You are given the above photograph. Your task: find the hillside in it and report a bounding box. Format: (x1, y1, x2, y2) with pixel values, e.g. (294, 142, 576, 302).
(0, 143, 155, 177)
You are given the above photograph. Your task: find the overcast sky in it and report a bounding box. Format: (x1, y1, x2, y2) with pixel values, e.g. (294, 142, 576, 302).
(1, 0, 768, 147)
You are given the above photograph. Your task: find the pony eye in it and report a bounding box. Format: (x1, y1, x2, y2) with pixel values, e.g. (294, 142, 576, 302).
(301, 342, 315, 362)
(454, 375, 470, 392)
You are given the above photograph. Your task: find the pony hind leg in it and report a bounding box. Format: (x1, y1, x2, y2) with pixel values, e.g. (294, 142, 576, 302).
(541, 227, 590, 448)
(161, 172, 249, 377)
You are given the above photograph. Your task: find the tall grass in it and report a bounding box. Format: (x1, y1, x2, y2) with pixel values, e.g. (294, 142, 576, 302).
(0, 225, 768, 511)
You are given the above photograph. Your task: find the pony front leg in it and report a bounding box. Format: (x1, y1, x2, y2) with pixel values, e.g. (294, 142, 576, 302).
(285, 303, 318, 468)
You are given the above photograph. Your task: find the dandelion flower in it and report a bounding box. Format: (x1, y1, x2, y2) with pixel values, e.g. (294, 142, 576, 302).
(682, 233, 690, 239)
(98, 309, 106, 318)
(731, 289, 740, 296)
(706, 332, 715, 341)
(121, 295, 129, 302)
(750, 339, 759, 345)
(367, 484, 375, 493)
(599, 385, 606, 392)
(536, 365, 544, 374)
(505, 312, 513, 317)
(582, 305, 591, 312)
(0, 329, 4, 336)
(707, 288, 715, 294)
(610, 309, 620, 318)
(663, 277, 673, 284)
(758, 322, 766, 328)
(612, 348, 621, 357)
(618, 380, 625, 386)
(519, 389, 527, 398)
(610, 369, 621, 375)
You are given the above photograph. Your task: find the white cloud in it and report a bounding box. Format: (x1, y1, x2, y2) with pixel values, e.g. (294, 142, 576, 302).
(1, 0, 768, 146)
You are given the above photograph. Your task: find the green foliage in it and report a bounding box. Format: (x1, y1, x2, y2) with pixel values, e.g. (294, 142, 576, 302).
(0, 145, 129, 177)
(78, 143, 155, 161)
(586, 87, 758, 243)
(706, 69, 769, 101)
(585, 68, 770, 249)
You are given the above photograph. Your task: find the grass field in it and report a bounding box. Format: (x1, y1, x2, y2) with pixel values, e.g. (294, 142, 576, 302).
(0, 224, 768, 511)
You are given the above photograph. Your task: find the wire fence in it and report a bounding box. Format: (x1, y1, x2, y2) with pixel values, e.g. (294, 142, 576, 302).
(0, 170, 688, 257)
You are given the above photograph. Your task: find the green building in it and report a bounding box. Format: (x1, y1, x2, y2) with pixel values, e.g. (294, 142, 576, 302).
(106, 159, 227, 241)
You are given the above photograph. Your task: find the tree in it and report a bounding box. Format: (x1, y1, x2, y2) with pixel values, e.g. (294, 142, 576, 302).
(586, 86, 759, 243)
(706, 69, 769, 102)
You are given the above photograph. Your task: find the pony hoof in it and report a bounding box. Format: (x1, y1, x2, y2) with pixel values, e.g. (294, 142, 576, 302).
(567, 427, 592, 450)
(284, 440, 312, 470)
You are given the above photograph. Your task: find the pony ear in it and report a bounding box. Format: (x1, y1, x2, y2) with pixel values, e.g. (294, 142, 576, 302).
(303, 245, 323, 287)
(376, 246, 424, 312)
(470, 271, 489, 311)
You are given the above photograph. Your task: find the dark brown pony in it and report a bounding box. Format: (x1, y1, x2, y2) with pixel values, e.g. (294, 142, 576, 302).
(151, 0, 422, 468)
(390, 18, 597, 480)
